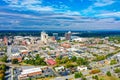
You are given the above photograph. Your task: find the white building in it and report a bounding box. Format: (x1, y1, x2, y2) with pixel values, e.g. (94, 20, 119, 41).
(55, 66, 64, 72)
(11, 53, 20, 57)
(116, 54, 120, 63)
(72, 38, 88, 42)
(18, 67, 42, 79)
(77, 66, 87, 71)
(41, 31, 48, 43)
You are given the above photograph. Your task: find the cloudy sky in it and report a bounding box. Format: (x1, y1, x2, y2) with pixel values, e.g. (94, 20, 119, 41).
(0, 0, 120, 30)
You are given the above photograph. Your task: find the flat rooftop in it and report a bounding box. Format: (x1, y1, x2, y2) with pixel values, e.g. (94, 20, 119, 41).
(21, 67, 42, 75)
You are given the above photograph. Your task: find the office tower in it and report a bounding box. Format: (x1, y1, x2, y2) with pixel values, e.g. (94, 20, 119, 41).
(4, 36, 8, 45)
(65, 31, 72, 40)
(53, 33, 58, 40)
(41, 31, 48, 43)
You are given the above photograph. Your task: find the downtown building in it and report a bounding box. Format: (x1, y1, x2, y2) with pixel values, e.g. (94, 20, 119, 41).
(41, 31, 48, 44)
(53, 33, 59, 40)
(65, 31, 72, 40)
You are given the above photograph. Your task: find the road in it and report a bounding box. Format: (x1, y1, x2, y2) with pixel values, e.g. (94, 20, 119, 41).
(5, 67, 12, 80)
(54, 74, 74, 80)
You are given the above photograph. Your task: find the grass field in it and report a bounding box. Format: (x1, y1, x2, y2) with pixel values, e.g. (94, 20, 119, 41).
(99, 76, 120, 80)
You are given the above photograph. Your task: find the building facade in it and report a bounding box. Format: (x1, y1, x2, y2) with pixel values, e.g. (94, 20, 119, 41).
(41, 31, 48, 44)
(65, 31, 71, 40)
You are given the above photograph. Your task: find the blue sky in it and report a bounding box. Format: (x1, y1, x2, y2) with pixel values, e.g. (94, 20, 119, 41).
(0, 0, 120, 30)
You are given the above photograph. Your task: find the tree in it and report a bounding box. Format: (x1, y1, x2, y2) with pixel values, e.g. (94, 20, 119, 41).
(35, 54, 39, 59)
(100, 78, 105, 80)
(24, 56, 46, 66)
(94, 75, 99, 80)
(1, 55, 8, 62)
(92, 75, 99, 80)
(76, 58, 89, 65)
(74, 72, 80, 78)
(58, 57, 69, 64)
(71, 56, 77, 62)
(65, 62, 77, 68)
(106, 71, 111, 76)
(114, 68, 120, 73)
(0, 64, 6, 80)
(12, 59, 18, 64)
(0, 64, 6, 71)
(74, 72, 83, 78)
(110, 59, 117, 65)
(95, 55, 106, 61)
(24, 59, 29, 64)
(55, 57, 61, 64)
(0, 73, 4, 80)
(27, 78, 31, 80)
(81, 76, 87, 80)
(62, 57, 69, 63)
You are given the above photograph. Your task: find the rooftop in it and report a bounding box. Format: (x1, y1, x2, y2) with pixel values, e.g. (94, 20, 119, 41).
(21, 67, 42, 75)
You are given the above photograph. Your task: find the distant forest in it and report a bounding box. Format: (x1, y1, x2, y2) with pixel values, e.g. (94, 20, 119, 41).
(0, 30, 120, 38)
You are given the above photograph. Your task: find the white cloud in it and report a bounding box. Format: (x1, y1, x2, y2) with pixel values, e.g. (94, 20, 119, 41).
(3, 0, 42, 5)
(65, 11, 81, 16)
(1, 0, 120, 30)
(25, 5, 54, 11)
(94, 0, 114, 7)
(0, 12, 39, 19)
(81, 0, 116, 17)
(97, 18, 115, 22)
(3, 0, 54, 11)
(96, 12, 120, 17)
(21, 0, 42, 5)
(3, 0, 18, 4)
(82, 6, 95, 15)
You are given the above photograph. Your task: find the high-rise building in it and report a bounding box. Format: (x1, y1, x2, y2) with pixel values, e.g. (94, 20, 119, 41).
(41, 31, 48, 43)
(4, 36, 8, 45)
(53, 33, 58, 40)
(65, 31, 72, 40)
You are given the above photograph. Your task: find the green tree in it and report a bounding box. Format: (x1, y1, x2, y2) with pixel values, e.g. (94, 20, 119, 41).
(74, 72, 83, 78)
(65, 62, 77, 68)
(24, 56, 46, 66)
(35, 54, 40, 60)
(60, 57, 69, 64)
(71, 56, 77, 62)
(27, 78, 31, 80)
(76, 58, 89, 65)
(74, 72, 80, 78)
(81, 76, 87, 80)
(94, 75, 99, 80)
(114, 68, 120, 73)
(92, 75, 99, 80)
(55, 57, 61, 64)
(110, 59, 117, 65)
(95, 55, 106, 61)
(24, 59, 29, 64)
(1, 55, 8, 62)
(106, 71, 111, 76)
(12, 59, 18, 64)
(0, 64, 6, 71)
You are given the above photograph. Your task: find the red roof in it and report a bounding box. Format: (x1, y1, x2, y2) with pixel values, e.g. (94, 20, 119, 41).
(22, 51, 28, 54)
(46, 59, 56, 65)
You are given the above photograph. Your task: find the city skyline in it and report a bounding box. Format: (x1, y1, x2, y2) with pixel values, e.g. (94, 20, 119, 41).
(0, 0, 120, 30)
